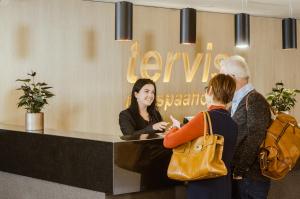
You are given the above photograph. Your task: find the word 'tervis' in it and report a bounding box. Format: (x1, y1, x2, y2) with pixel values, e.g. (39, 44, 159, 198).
(127, 41, 229, 83)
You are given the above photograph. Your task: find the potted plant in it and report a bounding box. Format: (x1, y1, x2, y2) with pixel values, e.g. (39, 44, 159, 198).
(266, 82, 300, 114)
(16, 71, 54, 131)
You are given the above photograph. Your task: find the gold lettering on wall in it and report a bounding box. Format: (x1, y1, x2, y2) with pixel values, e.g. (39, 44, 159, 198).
(140, 51, 162, 82)
(164, 95, 175, 111)
(202, 43, 213, 82)
(182, 94, 191, 106)
(214, 53, 228, 71)
(127, 41, 228, 83)
(182, 53, 203, 83)
(125, 92, 206, 111)
(174, 94, 183, 106)
(209, 53, 229, 78)
(127, 42, 140, 83)
(163, 52, 181, 82)
(200, 93, 206, 105)
(157, 95, 164, 107)
(191, 93, 200, 106)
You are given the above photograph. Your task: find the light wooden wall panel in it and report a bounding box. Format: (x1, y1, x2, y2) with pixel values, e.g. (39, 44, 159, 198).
(0, 0, 299, 135)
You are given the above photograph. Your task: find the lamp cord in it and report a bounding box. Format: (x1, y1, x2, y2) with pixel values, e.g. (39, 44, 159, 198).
(242, 0, 248, 13)
(289, 0, 293, 18)
(242, 0, 244, 12)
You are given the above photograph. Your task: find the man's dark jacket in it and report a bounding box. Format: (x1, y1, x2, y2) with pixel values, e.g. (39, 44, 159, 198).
(231, 90, 272, 181)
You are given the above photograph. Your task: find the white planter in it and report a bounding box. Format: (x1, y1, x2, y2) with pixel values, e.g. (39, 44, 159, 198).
(25, 112, 44, 132)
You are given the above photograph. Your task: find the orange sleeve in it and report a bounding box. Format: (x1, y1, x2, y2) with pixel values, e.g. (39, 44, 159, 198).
(163, 112, 205, 148)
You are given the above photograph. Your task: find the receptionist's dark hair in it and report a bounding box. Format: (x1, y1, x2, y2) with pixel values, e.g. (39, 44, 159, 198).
(129, 78, 159, 121)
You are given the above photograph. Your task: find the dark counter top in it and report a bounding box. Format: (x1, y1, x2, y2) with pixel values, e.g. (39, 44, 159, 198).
(0, 123, 124, 143)
(0, 124, 176, 195)
(0, 123, 165, 143)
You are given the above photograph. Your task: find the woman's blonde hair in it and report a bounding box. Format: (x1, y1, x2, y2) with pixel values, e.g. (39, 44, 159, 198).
(208, 74, 236, 104)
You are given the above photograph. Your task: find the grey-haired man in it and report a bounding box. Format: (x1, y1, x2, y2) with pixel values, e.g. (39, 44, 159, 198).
(220, 55, 272, 199)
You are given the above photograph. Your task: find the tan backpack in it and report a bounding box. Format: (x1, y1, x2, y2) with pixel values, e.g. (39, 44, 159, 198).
(246, 92, 300, 180)
(259, 113, 300, 180)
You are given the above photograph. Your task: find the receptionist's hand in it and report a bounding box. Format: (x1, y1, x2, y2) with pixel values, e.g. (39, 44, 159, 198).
(170, 115, 180, 128)
(152, 122, 169, 131)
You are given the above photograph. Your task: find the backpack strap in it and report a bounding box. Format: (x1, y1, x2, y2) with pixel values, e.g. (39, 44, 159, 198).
(245, 90, 276, 115)
(245, 90, 257, 111)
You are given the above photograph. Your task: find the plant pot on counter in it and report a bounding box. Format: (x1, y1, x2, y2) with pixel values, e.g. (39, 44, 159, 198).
(25, 112, 44, 132)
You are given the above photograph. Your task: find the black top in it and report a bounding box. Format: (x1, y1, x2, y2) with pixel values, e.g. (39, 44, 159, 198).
(119, 108, 163, 135)
(187, 109, 238, 199)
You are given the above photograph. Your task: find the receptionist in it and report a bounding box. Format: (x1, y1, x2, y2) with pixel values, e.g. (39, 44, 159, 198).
(119, 78, 168, 136)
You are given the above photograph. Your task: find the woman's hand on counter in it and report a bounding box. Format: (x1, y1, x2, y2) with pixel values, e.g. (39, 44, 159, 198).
(152, 122, 169, 131)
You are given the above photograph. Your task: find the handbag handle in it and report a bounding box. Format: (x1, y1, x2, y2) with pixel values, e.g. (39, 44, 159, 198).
(207, 112, 213, 135)
(245, 90, 276, 115)
(201, 112, 213, 142)
(202, 111, 208, 140)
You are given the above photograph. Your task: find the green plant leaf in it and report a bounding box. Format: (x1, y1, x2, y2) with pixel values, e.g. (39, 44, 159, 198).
(45, 93, 55, 98)
(16, 71, 54, 112)
(41, 86, 52, 90)
(267, 82, 299, 111)
(276, 82, 284, 87)
(37, 82, 47, 86)
(16, 79, 31, 82)
(28, 71, 36, 77)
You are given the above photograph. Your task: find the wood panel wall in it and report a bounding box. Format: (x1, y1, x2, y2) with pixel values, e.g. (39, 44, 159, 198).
(0, 0, 299, 135)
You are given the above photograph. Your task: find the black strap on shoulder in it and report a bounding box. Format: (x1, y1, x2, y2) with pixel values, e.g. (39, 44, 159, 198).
(245, 90, 257, 111)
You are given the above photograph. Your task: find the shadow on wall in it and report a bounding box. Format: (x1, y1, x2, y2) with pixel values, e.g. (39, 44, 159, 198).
(54, 101, 82, 132)
(3, 89, 23, 125)
(16, 25, 30, 59)
(194, 35, 203, 56)
(144, 32, 154, 52)
(85, 28, 98, 62)
(56, 101, 72, 131)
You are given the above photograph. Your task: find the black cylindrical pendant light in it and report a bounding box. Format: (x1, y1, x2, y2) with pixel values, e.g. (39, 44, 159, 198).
(235, 13, 250, 48)
(282, 18, 297, 49)
(180, 8, 196, 44)
(115, 1, 133, 41)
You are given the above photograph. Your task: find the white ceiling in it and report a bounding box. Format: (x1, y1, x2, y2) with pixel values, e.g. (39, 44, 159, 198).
(99, 0, 300, 19)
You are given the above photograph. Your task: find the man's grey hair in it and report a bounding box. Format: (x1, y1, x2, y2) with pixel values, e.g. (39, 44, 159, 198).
(220, 55, 251, 78)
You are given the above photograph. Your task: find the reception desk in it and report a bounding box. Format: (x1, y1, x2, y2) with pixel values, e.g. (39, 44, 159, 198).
(1, 124, 300, 199)
(0, 124, 179, 199)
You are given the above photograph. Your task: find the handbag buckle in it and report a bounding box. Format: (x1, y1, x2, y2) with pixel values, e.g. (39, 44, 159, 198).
(195, 145, 203, 151)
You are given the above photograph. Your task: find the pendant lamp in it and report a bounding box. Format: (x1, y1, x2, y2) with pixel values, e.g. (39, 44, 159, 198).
(115, 1, 133, 41)
(282, 0, 297, 49)
(180, 8, 196, 44)
(282, 18, 297, 49)
(235, 13, 250, 48)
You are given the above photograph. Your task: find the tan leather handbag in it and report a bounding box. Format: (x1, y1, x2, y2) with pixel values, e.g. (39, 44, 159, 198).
(167, 111, 227, 181)
(259, 112, 300, 180)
